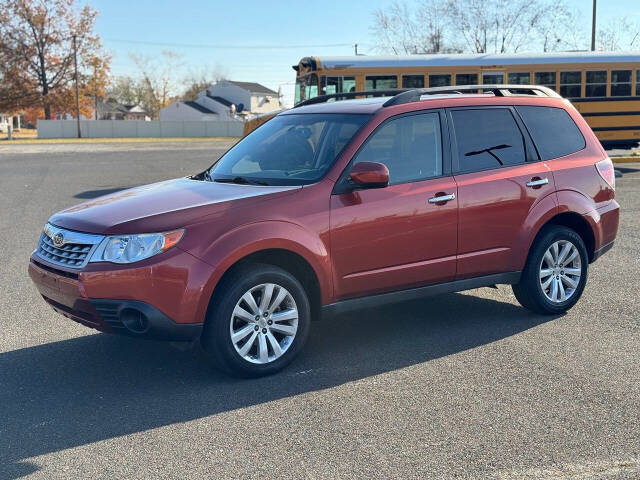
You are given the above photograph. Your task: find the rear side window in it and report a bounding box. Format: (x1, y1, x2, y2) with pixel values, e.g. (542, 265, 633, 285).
(451, 108, 526, 172)
(516, 106, 585, 160)
(353, 112, 443, 184)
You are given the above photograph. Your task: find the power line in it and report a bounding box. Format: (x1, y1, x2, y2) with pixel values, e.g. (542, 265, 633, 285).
(105, 38, 356, 50)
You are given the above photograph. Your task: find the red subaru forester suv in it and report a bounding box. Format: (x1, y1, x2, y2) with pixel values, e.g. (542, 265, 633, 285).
(29, 85, 619, 377)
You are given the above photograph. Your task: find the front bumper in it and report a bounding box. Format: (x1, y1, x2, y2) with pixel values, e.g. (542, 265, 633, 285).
(28, 248, 211, 340)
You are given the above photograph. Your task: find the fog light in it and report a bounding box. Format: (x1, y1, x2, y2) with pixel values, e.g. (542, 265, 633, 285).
(120, 308, 149, 333)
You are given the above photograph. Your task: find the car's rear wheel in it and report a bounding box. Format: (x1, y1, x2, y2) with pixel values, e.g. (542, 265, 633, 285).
(201, 263, 310, 377)
(512, 225, 589, 315)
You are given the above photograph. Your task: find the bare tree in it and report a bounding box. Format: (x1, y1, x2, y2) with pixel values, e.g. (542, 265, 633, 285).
(129, 50, 184, 118)
(371, 0, 453, 54)
(535, 2, 585, 52)
(0, 0, 109, 119)
(371, 0, 582, 55)
(598, 19, 640, 51)
(181, 66, 228, 101)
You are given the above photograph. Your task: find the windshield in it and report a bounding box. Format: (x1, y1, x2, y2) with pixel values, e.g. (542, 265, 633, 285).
(208, 113, 370, 186)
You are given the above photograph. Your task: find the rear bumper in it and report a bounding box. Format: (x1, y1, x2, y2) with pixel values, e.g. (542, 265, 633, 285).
(28, 254, 206, 341)
(587, 200, 620, 263)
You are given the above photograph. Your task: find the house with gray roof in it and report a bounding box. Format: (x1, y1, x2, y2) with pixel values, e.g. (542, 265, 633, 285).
(159, 80, 281, 122)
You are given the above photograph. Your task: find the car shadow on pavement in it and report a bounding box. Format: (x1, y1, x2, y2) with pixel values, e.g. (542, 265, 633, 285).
(73, 186, 133, 199)
(0, 291, 557, 478)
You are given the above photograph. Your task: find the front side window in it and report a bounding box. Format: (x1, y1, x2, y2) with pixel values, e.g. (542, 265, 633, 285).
(508, 72, 531, 84)
(452, 108, 526, 172)
(611, 70, 631, 96)
(209, 113, 370, 185)
(429, 74, 451, 87)
(560, 71, 581, 98)
(365, 75, 397, 90)
(402, 75, 425, 88)
(516, 106, 585, 160)
(586, 71, 607, 97)
(456, 73, 478, 85)
(353, 112, 443, 185)
(324, 76, 356, 95)
(534, 72, 557, 91)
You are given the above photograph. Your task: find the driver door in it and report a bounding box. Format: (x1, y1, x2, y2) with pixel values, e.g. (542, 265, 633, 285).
(330, 110, 458, 301)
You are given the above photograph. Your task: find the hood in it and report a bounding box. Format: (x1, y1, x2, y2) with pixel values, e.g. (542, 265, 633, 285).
(49, 177, 301, 235)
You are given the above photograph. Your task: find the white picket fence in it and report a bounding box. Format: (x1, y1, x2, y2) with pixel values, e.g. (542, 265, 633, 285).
(37, 119, 243, 139)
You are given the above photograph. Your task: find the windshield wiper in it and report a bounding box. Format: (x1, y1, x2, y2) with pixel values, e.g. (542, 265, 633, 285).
(213, 176, 269, 186)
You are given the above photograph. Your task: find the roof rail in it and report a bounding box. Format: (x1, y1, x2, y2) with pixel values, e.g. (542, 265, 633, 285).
(383, 84, 561, 107)
(293, 89, 405, 108)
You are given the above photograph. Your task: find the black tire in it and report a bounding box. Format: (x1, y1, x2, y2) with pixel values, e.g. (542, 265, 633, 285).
(201, 263, 311, 378)
(512, 225, 589, 315)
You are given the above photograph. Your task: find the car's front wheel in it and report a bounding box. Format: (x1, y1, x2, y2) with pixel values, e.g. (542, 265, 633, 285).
(512, 225, 589, 315)
(201, 263, 310, 377)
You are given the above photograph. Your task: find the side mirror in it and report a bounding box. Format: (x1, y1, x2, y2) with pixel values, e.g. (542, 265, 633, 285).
(349, 162, 389, 189)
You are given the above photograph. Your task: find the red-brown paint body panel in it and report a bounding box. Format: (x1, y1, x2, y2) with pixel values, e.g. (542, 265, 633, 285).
(454, 162, 557, 278)
(30, 95, 620, 331)
(330, 177, 458, 299)
(30, 246, 214, 325)
(50, 178, 301, 235)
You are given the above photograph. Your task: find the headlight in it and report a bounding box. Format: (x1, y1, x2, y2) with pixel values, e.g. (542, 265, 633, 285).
(90, 229, 184, 264)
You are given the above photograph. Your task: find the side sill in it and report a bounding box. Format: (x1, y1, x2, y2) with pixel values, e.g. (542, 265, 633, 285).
(591, 240, 615, 263)
(321, 271, 521, 318)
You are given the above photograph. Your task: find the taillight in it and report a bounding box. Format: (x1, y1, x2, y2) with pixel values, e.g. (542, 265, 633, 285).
(595, 158, 615, 190)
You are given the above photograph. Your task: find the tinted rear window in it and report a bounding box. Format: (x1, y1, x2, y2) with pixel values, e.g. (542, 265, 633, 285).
(451, 108, 526, 172)
(516, 106, 585, 160)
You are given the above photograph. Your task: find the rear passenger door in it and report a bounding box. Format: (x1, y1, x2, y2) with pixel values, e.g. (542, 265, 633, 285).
(449, 106, 556, 279)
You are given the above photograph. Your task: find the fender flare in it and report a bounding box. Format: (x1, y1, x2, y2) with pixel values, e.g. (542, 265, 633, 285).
(191, 221, 332, 323)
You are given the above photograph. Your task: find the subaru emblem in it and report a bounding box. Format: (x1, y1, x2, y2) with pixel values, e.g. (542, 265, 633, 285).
(53, 232, 64, 247)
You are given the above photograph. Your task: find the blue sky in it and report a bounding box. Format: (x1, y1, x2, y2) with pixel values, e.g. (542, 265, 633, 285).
(92, 0, 640, 106)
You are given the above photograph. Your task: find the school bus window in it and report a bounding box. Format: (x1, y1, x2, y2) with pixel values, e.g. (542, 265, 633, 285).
(585, 71, 607, 97)
(560, 72, 581, 98)
(365, 75, 398, 90)
(483, 72, 504, 84)
(402, 75, 425, 88)
(429, 74, 451, 87)
(534, 72, 556, 91)
(611, 70, 631, 96)
(508, 72, 530, 84)
(325, 76, 356, 95)
(456, 73, 478, 85)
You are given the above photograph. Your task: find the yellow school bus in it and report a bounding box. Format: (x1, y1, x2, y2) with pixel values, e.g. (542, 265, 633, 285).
(292, 51, 640, 146)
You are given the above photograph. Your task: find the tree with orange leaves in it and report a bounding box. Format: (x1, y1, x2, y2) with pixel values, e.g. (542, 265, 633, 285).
(0, 0, 110, 119)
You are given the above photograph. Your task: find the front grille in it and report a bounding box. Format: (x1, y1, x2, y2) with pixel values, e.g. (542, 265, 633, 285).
(38, 233, 92, 267)
(35, 223, 104, 269)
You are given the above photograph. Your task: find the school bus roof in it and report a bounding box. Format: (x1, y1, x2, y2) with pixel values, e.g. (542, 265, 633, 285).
(310, 51, 640, 70)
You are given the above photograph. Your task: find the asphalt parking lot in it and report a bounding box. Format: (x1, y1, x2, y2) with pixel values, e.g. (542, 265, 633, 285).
(0, 140, 638, 479)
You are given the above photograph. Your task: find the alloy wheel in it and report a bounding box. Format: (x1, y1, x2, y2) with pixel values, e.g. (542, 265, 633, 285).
(229, 283, 299, 364)
(539, 240, 582, 303)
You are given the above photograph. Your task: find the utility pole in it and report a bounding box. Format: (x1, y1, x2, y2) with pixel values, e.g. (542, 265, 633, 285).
(94, 63, 98, 120)
(73, 34, 81, 138)
(354, 43, 358, 55)
(591, 0, 597, 51)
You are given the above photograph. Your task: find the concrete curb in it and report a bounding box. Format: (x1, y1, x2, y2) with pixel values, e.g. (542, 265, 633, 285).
(611, 157, 640, 163)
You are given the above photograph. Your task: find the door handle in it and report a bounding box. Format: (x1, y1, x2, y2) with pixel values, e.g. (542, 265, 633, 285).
(428, 193, 456, 204)
(526, 177, 549, 188)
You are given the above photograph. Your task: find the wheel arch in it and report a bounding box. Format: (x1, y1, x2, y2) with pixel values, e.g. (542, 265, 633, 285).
(533, 212, 596, 262)
(211, 248, 323, 322)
